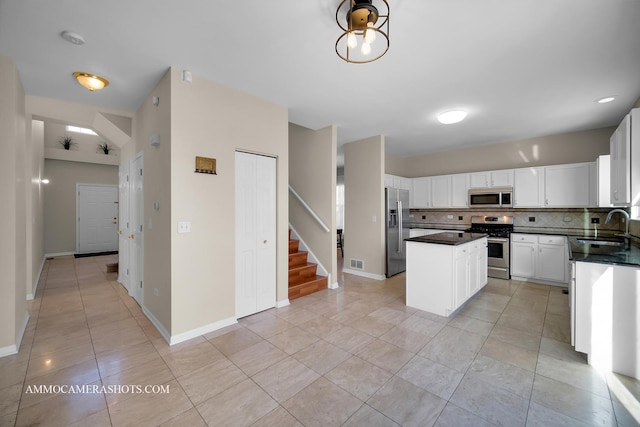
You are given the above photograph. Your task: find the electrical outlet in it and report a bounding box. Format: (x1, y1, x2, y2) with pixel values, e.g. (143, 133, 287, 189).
(422, 215, 426, 220)
(529, 217, 535, 222)
(458, 216, 463, 221)
(591, 217, 600, 224)
(178, 221, 191, 233)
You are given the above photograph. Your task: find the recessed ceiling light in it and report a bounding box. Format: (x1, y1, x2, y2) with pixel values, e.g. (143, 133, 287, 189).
(60, 31, 85, 46)
(437, 110, 467, 124)
(596, 96, 615, 104)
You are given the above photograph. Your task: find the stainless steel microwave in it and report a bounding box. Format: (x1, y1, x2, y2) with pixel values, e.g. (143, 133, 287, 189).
(468, 187, 513, 208)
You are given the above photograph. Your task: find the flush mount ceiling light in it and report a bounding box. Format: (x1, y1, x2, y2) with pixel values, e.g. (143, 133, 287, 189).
(336, 0, 389, 64)
(437, 110, 467, 124)
(60, 30, 85, 46)
(73, 72, 109, 91)
(596, 96, 615, 104)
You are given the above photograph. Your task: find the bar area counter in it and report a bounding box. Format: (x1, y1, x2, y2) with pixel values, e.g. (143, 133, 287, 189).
(406, 233, 488, 317)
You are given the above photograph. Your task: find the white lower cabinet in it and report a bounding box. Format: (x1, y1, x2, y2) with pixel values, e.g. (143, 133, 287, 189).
(574, 261, 640, 380)
(407, 237, 488, 317)
(511, 234, 567, 284)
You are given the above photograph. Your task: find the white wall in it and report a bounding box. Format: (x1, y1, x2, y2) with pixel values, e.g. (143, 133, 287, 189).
(289, 123, 337, 285)
(344, 135, 386, 279)
(27, 120, 45, 299)
(0, 55, 28, 355)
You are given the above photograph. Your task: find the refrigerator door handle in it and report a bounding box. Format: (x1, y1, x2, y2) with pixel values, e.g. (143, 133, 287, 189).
(397, 200, 403, 253)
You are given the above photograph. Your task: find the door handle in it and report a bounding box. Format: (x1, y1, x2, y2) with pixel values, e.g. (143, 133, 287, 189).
(118, 230, 123, 235)
(129, 234, 135, 239)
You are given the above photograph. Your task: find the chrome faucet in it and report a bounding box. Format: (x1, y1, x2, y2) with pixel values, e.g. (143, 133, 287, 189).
(605, 209, 631, 248)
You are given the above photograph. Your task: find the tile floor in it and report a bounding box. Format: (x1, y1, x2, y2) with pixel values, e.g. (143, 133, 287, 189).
(1, 255, 639, 426)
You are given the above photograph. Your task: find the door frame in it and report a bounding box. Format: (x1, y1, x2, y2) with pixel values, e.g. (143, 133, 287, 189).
(129, 151, 144, 305)
(76, 183, 119, 254)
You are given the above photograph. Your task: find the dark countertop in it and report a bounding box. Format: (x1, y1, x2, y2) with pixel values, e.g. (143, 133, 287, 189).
(571, 242, 640, 267)
(406, 232, 488, 246)
(407, 224, 469, 231)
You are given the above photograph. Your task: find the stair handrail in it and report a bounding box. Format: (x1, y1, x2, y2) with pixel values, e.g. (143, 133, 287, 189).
(289, 185, 330, 233)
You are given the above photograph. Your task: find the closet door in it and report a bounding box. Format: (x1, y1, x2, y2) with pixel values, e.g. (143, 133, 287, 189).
(235, 151, 276, 318)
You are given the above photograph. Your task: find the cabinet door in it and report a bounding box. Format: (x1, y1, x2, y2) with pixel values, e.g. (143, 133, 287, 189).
(410, 177, 430, 208)
(468, 244, 482, 295)
(491, 170, 514, 187)
(384, 174, 395, 188)
(538, 243, 567, 282)
(544, 163, 591, 207)
(431, 175, 451, 208)
(470, 172, 489, 188)
(451, 173, 470, 207)
(514, 167, 544, 207)
(511, 241, 536, 278)
(610, 114, 631, 205)
(453, 248, 469, 309)
(394, 176, 411, 191)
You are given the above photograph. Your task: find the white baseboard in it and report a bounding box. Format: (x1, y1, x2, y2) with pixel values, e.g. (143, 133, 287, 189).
(169, 316, 238, 346)
(45, 251, 75, 258)
(141, 305, 171, 344)
(27, 256, 46, 300)
(1, 312, 31, 358)
(328, 281, 339, 289)
(276, 299, 290, 308)
(342, 268, 386, 281)
(510, 276, 567, 287)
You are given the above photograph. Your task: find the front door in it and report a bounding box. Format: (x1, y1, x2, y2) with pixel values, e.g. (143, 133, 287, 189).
(235, 151, 277, 318)
(77, 184, 118, 254)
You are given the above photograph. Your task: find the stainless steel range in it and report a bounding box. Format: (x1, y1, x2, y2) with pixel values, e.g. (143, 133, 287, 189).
(468, 216, 513, 279)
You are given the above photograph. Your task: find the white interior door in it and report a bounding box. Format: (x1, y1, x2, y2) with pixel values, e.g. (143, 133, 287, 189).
(235, 151, 276, 318)
(118, 162, 131, 290)
(129, 153, 144, 305)
(77, 184, 118, 254)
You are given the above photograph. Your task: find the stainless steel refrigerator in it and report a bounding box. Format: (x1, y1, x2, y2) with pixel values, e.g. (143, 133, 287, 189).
(385, 187, 410, 277)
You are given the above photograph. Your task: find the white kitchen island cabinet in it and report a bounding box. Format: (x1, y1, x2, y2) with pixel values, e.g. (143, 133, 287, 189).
(574, 261, 640, 380)
(406, 233, 488, 317)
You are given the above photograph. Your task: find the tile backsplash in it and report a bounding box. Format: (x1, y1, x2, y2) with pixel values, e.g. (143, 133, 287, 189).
(408, 208, 638, 239)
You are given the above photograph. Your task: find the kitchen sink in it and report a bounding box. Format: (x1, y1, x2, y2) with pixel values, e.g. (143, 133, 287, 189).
(575, 237, 626, 247)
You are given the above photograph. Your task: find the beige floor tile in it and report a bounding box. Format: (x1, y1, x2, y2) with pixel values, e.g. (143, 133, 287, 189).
(207, 327, 264, 356)
(448, 314, 495, 336)
(158, 407, 207, 427)
(466, 354, 535, 399)
(325, 356, 392, 401)
(282, 377, 363, 427)
(243, 315, 294, 339)
(275, 307, 320, 325)
(229, 340, 288, 376)
(434, 403, 497, 427)
(101, 357, 175, 406)
(0, 383, 22, 417)
(348, 316, 395, 338)
(292, 339, 351, 375)
(30, 328, 93, 359)
(488, 324, 541, 352)
(525, 401, 591, 427)
(419, 326, 486, 372)
(15, 380, 107, 427)
(367, 306, 412, 325)
(297, 316, 343, 339)
(108, 379, 193, 427)
(251, 406, 303, 427)
(26, 341, 96, 380)
(267, 326, 319, 355)
(397, 314, 447, 337)
(531, 375, 615, 426)
(176, 358, 246, 405)
(252, 357, 320, 403)
(368, 376, 447, 427)
(450, 375, 529, 426)
(325, 325, 375, 353)
(196, 378, 278, 427)
(542, 312, 571, 343)
(356, 339, 414, 374)
(160, 341, 225, 378)
(539, 337, 587, 364)
(342, 404, 401, 427)
(379, 326, 431, 353)
(535, 353, 609, 398)
(67, 409, 112, 427)
(90, 325, 149, 354)
(96, 341, 161, 378)
(479, 336, 539, 372)
(456, 304, 502, 323)
(396, 355, 464, 400)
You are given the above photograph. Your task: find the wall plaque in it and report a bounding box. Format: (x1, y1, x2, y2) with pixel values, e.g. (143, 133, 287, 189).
(195, 156, 217, 174)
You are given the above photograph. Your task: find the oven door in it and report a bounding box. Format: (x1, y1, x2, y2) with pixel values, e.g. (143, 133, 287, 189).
(487, 237, 510, 279)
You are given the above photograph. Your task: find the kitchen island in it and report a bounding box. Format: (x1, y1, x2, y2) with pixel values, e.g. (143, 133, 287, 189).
(406, 232, 488, 317)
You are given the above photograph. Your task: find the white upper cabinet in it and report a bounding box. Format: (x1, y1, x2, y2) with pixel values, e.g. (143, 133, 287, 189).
(514, 167, 545, 207)
(469, 169, 514, 188)
(451, 173, 470, 207)
(384, 174, 394, 188)
(610, 109, 640, 206)
(544, 163, 591, 207)
(410, 177, 431, 208)
(430, 175, 451, 208)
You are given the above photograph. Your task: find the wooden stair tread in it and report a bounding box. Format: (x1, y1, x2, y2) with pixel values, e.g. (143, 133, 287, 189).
(288, 276, 327, 300)
(287, 229, 326, 300)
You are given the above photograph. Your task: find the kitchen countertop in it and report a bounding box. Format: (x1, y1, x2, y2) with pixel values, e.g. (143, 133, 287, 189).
(571, 242, 640, 267)
(405, 232, 488, 246)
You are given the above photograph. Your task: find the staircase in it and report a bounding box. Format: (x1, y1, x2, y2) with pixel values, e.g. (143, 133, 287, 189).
(289, 230, 327, 300)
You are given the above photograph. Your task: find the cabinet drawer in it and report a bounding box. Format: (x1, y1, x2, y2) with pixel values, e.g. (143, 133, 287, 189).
(538, 235, 565, 245)
(511, 234, 536, 243)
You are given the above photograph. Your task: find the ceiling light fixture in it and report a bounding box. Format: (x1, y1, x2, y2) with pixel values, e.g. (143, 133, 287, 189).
(438, 110, 467, 124)
(60, 31, 85, 46)
(336, 0, 389, 64)
(73, 72, 109, 91)
(596, 96, 615, 104)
